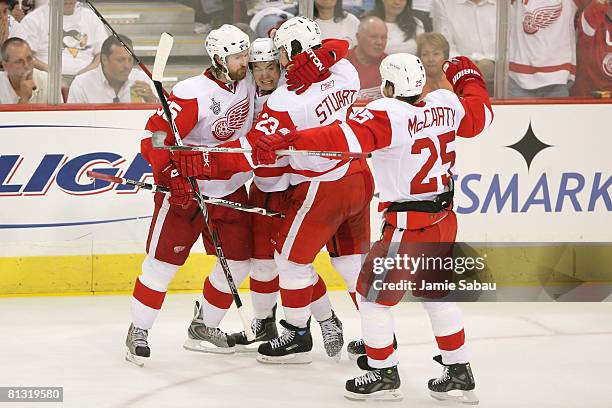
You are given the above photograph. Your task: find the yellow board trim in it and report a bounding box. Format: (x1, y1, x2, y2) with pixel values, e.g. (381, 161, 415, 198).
(0, 252, 347, 296)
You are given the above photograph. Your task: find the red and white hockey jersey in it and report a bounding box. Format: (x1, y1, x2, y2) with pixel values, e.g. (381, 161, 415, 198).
(241, 59, 362, 192)
(508, 0, 589, 89)
(290, 82, 493, 208)
(571, 1, 612, 96)
(144, 69, 256, 198)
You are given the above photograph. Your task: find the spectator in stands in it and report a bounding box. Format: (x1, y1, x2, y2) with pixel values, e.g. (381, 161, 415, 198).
(20, 0, 107, 81)
(347, 16, 387, 99)
(67, 35, 157, 104)
(508, 0, 589, 98)
(431, 0, 496, 92)
(0, 37, 49, 103)
(1, 0, 28, 46)
(571, 0, 612, 97)
(9, 0, 35, 22)
(412, 0, 433, 31)
(315, 0, 360, 48)
(249, 7, 294, 38)
(368, 0, 425, 54)
(416, 32, 452, 96)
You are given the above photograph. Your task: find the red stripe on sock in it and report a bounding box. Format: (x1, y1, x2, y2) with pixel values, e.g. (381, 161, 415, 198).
(311, 274, 327, 302)
(250, 276, 279, 294)
(133, 278, 166, 310)
(349, 292, 358, 309)
(436, 328, 465, 351)
(203, 277, 233, 309)
(280, 286, 313, 308)
(365, 343, 395, 361)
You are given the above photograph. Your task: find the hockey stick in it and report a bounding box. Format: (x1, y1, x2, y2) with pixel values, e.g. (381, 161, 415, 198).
(86, 171, 284, 218)
(83, 0, 169, 98)
(152, 33, 255, 341)
(150, 132, 371, 159)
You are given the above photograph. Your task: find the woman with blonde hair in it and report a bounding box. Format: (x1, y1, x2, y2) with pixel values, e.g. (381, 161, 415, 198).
(416, 32, 452, 96)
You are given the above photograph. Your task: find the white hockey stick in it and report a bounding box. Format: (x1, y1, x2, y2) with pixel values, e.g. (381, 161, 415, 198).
(151, 130, 372, 159)
(152, 33, 255, 341)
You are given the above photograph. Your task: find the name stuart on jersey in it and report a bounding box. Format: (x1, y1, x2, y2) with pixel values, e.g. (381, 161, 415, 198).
(315, 89, 358, 124)
(408, 107, 456, 137)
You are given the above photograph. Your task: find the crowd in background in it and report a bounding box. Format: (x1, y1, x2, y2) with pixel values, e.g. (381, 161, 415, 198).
(0, 0, 610, 105)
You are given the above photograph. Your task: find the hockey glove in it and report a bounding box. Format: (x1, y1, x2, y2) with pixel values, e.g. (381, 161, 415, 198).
(286, 47, 336, 94)
(170, 150, 212, 178)
(162, 163, 195, 208)
(252, 132, 299, 165)
(443, 56, 486, 94)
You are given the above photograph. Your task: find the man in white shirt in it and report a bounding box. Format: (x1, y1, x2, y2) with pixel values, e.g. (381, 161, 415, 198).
(1, 0, 28, 45)
(0, 37, 49, 103)
(20, 0, 107, 78)
(67, 35, 157, 104)
(431, 0, 496, 90)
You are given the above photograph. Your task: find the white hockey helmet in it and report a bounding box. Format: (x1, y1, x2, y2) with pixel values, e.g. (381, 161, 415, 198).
(249, 38, 278, 63)
(273, 16, 321, 61)
(205, 24, 251, 80)
(379, 53, 426, 98)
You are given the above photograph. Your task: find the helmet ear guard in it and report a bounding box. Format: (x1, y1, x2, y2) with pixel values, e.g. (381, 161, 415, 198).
(379, 53, 426, 98)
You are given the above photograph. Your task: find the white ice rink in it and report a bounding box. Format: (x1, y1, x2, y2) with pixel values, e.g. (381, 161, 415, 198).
(1, 292, 611, 408)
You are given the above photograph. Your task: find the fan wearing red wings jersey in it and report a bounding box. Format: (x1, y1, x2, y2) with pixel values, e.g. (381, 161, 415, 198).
(256, 54, 492, 403)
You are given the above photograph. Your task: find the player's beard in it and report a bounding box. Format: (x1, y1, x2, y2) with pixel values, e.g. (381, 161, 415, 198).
(228, 66, 247, 81)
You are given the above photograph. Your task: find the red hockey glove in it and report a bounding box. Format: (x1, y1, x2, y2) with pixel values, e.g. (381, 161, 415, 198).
(162, 164, 195, 208)
(170, 150, 212, 178)
(443, 56, 486, 94)
(286, 47, 336, 94)
(252, 132, 299, 165)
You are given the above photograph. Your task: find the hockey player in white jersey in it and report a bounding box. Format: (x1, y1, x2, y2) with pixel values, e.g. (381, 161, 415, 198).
(125, 24, 256, 364)
(229, 35, 351, 353)
(250, 38, 282, 119)
(229, 16, 374, 363)
(255, 53, 493, 401)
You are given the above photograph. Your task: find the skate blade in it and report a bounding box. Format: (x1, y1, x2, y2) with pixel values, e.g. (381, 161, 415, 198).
(125, 350, 145, 367)
(344, 389, 403, 402)
(328, 351, 342, 363)
(183, 339, 236, 354)
(235, 343, 261, 353)
(430, 390, 479, 405)
(256, 351, 312, 364)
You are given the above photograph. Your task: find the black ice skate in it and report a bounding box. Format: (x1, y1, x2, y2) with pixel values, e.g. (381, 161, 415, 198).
(347, 335, 397, 360)
(229, 305, 278, 352)
(183, 301, 236, 354)
(256, 319, 312, 364)
(344, 365, 402, 401)
(125, 323, 150, 367)
(318, 310, 343, 361)
(428, 355, 479, 405)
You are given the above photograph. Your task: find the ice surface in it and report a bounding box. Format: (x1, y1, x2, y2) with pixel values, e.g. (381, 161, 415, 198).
(0, 293, 610, 408)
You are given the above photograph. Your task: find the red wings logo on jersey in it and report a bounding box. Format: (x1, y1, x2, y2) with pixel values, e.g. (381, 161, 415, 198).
(212, 96, 250, 141)
(603, 53, 612, 77)
(522, 3, 563, 34)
